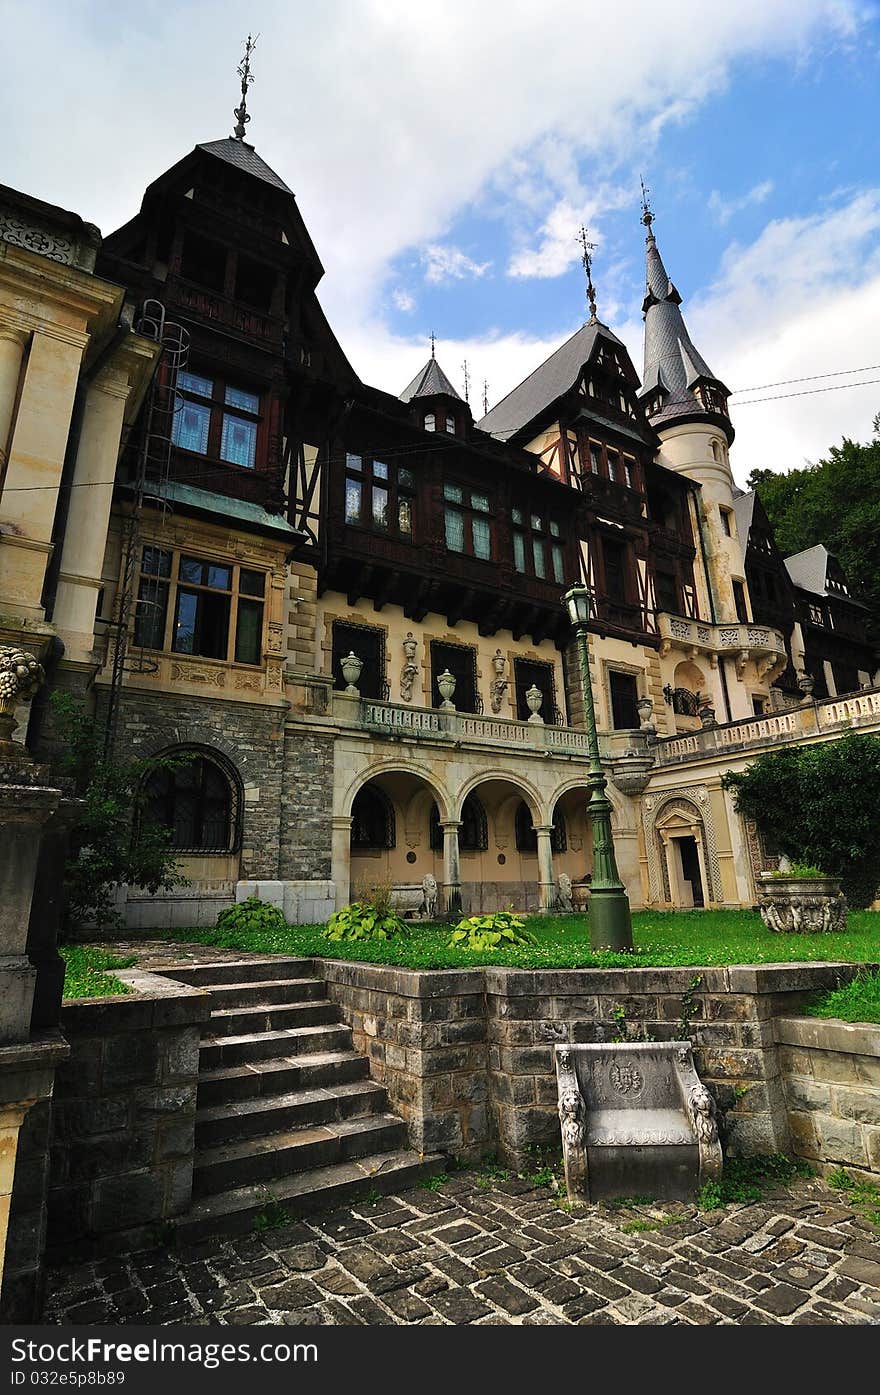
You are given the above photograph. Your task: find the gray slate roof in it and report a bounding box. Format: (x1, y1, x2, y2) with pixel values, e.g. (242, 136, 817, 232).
(784, 543, 830, 596)
(640, 230, 725, 428)
(197, 139, 292, 194)
(400, 357, 463, 402)
(477, 321, 623, 438)
(732, 489, 756, 539)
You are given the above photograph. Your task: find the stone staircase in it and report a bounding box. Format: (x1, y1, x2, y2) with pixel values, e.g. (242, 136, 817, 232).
(160, 956, 443, 1238)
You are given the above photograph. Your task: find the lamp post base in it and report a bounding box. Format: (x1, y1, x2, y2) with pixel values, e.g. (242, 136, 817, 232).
(589, 887, 634, 952)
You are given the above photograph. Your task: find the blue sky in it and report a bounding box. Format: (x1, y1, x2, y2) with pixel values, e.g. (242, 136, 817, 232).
(4, 1, 880, 476)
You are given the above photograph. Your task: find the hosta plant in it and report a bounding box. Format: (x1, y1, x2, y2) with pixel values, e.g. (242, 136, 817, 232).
(323, 901, 407, 941)
(448, 911, 535, 951)
(216, 895, 288, 935)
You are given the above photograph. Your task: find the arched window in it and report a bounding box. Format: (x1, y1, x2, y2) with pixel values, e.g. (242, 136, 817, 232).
(445, 415, 456, 435)
(351, 786, 395, 850)
(143, 750, 238, 851)
(515, 801, 566, 853)
(424, 412, 436, 432)
(429, 794, 487, 852)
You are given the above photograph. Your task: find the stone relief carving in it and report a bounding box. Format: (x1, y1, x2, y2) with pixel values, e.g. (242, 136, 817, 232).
(689, 1084, 719, 1146)
(0, 646, 45, 750)
(170, 662, 226, 688)
(400, 632, 419, 703)
(0, 210, 80, 264)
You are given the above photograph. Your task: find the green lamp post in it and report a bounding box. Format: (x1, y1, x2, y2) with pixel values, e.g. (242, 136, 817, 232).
(562, 583, 634, 952)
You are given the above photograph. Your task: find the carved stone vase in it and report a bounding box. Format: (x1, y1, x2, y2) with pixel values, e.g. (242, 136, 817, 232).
(340, 651, 363, 696)
(436, 669, 457, 711)
(525, 684, 544, 724)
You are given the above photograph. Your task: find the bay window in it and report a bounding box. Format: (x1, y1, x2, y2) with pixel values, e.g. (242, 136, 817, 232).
(133, 546, 266, 665)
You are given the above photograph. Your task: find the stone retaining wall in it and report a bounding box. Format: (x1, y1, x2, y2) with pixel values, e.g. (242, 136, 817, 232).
(777, 1016, 880, 1177)
(320, 959, 865, 1168)
(47, 970, 211, 1255)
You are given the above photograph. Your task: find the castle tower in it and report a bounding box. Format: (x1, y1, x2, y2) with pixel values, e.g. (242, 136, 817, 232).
(639, 206, 749, 627)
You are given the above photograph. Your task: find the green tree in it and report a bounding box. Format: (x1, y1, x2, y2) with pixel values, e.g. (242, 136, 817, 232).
(722, 733, 880, 907)
(51, 692, 186, 930)
(748, 428, 880, 623)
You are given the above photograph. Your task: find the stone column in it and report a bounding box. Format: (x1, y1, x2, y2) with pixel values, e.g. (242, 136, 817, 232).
(534, 824, 556, 913)
(52, 368, 129, 664)
(441, 820, 463, 916)
(0, 329, 86, 620)
(0, 328, 27, 475)
(331, 815, 352, 910)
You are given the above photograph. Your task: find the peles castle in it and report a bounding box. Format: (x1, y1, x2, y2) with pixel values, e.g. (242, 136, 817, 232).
(1, 108, 878, 930)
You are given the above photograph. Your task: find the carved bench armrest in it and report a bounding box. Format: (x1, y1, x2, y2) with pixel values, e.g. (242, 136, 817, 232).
(674, 1042, 723, 1182)
(555, 1045, 589, 1204)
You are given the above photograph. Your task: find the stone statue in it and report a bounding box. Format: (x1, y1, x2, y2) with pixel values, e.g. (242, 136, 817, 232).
(0, 646, 45, 752)
(420, 873, 438, 918)
(558, 1086, 585, 1148)
(400, 631, 419, 703)
(490, 648, 508, 715)
(556, 872, 574, 912)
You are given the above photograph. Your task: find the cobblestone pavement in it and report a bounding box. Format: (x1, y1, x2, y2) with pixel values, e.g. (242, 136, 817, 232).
(45, 1172, 880, 1326)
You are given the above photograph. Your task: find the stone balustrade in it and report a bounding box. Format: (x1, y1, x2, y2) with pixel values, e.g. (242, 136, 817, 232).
(355, 696, 609, 758)
(657, 612, 787, 673)
(655, 686, 880, 765)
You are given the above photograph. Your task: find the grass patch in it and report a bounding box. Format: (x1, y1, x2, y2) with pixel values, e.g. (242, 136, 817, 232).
(252, 1191, 291, 1232)
(60, 944, 136, 999)
(807, 968, 880, 1024)
(827, 1168, 880, 1226)
(144, 908, 880, 970)
(698, 1153, 810, 1210)
(417, 1173, 450, 1191)
(619, 1215, 681, 1234)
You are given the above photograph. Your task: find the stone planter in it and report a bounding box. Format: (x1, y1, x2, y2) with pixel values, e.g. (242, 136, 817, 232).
(757, 872, 848, 933)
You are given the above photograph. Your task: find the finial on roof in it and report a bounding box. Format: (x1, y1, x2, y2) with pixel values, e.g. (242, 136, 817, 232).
(430, 330, 436, 359)
(576, 225, 599, 325)
(232, 33, 258, 141)
(462, 359, 471, 404)
(640, 176, 655, 239)
(482, 379, 489, 416)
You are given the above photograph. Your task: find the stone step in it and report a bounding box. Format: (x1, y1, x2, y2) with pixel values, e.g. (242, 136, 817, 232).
(160, 957, 318, 987)
(196, 1051, 370, 1107)
(195, 1078, 388, 1147)
(207, 978, 328, 1010)
(207, 1000, 342, 1037)
(200, 1023, 353, 1068)
(193, 1113, 408, 1196)
(176, 1150, 446, 1241)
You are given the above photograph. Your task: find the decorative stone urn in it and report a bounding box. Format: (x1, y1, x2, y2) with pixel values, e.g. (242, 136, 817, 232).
(436, 668, 457, 711)
(757, 871, 848, 933)
(340, 651, 363, 696)
(698, 701, 716, 729)
(525, 683, 544, 724)
(636, 696, 655, 732)
(797, 670, 816, 697)
(0, 647, 45, 755)
(610, 752, 655, 796)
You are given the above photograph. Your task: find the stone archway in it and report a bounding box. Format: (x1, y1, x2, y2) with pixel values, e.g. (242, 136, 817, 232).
(335, 764, 450, 910)
(645, 792, 718, 908)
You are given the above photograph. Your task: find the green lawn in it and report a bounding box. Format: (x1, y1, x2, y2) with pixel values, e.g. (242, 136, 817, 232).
(807, 968, 880, 1024)
(148, 908, 880, 972)
(60, 944, 136, 998)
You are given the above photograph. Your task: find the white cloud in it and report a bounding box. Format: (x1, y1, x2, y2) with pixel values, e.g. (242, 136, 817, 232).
(391, 288, 416, 312)
(507, 199, 593, 279)
(708, 179, 775, 226)
(421, 244, 491, 285)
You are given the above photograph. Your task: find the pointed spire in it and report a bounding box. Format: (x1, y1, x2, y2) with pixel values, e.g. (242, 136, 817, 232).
(232, 33, 258, 141)
(577, 225, 600, 325)
(639, 194, 731, 439)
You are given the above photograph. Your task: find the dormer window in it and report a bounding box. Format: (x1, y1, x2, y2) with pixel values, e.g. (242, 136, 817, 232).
(424, 412, 436, 432)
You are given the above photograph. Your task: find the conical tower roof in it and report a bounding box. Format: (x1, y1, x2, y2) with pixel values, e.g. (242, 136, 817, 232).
(640, 219, 731, 437)
(400, 356, 463, 403)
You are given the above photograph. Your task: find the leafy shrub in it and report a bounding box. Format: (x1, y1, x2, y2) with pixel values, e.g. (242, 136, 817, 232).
(766, 863, 825, 878)
(216, 895, 288, 936)
(448, 911, 535, 951)
(722, 734, 880, 906)
(323, 900, 407, 941)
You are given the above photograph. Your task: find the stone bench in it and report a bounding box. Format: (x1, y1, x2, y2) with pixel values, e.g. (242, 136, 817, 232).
(554, 1041, 722, 1203)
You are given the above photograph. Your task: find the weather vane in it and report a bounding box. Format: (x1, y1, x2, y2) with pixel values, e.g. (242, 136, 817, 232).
(462, 359, 470, 404)
(430, 331, 436, 360)
(233, 33, 259, 141)
(482, 379, 489, 416)
(640, 176, 654, 232)
(577, 225, 599, 325)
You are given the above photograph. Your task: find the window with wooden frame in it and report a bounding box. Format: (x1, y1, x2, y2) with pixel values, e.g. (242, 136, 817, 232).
(344, 453, 415, 537)
(171, 370, 262, 470)
(583, 437, 637, 489)
(430, 640, 479, 713)
(513, 658, 558, 723)
(132, 546, 266, 665)
(511, 509, 566, 584)
(608, 670, 640, 730)
(732, 579, 749, 624)
(443, 482, 492, 560)
(331, 620, 386, 699)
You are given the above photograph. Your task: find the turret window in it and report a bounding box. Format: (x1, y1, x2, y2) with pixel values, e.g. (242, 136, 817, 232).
(424, 413, 436, 432)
